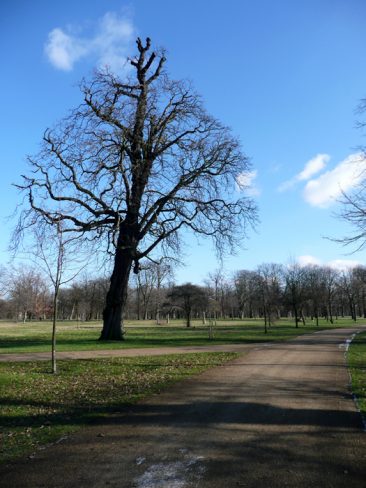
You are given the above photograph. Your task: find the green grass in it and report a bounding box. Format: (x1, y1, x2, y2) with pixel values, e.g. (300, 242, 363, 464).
(0, 352, 238, 463)
(0, 317, 361, 355)
(2, 324, 364, 464)
(348, 331, 366, 419)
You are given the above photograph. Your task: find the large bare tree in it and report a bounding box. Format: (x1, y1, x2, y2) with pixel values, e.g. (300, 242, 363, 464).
(335, 99, 366, 250)
(15, 37, 257, 340)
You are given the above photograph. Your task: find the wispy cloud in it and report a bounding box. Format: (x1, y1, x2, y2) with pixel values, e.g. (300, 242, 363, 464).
(297, 255, 322, 267)
(45, 28, 87, 71)
(236, 170, 260, 196)
(327, 259, 361, 271)
(297, 255, 360, 271)
(278, 154, 330, 192)
(303, 152, 366, 208)
(297, 154, 330, 181)
(45, 12, 135, 72)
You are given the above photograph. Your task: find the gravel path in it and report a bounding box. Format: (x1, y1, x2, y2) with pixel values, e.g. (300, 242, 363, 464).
(1, 327, 365, 487)
(0, 343, 258, 362)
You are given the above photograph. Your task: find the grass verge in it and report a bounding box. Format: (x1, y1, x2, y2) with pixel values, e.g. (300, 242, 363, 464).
(0, 352, 238, 463)
(348, 331, 366, 420)
(0, 317, 361, 354)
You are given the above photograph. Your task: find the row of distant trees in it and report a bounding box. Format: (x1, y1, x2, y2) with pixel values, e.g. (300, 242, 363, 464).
(1, 262, 366, 328)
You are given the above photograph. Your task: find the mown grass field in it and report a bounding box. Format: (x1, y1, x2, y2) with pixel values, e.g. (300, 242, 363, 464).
(0, 317, 361, 354)
(348, 331, 366, 419)
(0, 352, 238, 463)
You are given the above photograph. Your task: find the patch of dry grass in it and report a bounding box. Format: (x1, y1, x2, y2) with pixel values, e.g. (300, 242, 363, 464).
(0, 352, 238, 463)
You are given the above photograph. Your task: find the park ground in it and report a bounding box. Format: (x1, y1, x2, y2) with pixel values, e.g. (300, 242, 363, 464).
(0, 318, 365, 486)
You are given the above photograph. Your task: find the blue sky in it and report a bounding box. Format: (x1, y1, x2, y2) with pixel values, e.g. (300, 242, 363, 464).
(1, 0, 366, 284)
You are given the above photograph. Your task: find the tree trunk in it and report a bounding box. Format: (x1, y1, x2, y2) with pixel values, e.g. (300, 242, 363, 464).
(352, 302, 357, 321)
(100, 230, 134, 340)
(293, 305, 299, 328)
(328, 301, 333, 324)
(348, 297, 356, 321)
(136, 285, 141, 320)
(186, 310, 191, 327)
(264, 309, 268, 334)
(69, 302, 75, 321)
(249, 303, 253, 318)
(300, 311, 306, 326)
(52, 292, 58, 374)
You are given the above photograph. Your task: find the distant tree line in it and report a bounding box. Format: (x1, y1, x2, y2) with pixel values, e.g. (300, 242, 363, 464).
(1, 261, 366, 329)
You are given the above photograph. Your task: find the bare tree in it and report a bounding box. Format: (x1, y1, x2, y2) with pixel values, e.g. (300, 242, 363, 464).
(7, 266, 49, 322)
(15, 37, 257, 340)
(338, 269, 358, 321)
(34, 223, 86, 373)
(153, 259, 173, 324)
(284, 262, 308, 327)
(234, 270, 259, 318)
(353, 266, 366, 318)
(334, 100, 366, 249)
(322, 266, 339, 323)
(136, 261, 158, 320)
(301, 265, 327, 326)
(205, 268, 227, 318)
(167, 283, 207, 327)
(256, 263, 283, 332)
(336, 186, 366, 250)
(0, 265, 7, 297)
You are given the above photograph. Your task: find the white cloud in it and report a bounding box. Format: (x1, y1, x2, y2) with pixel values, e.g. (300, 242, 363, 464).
(44, 12, 135, 72)
(297, 154, 330, 181)
(236, 170, 260, 196)
(297, 255, 322, 267)
(303, 152, 366, 208)
(93, 13, 135, 72)
(45, 28, 87, 71)
(327, 259, 361, 272)
(297, 255, 360, 271)
(278, 154, 330, 192)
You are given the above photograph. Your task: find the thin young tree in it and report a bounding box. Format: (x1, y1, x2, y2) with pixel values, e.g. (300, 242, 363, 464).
(153, 259, 173, 325)
(15, 37, 257, 340)
(35, 223, 86, 373)
(136, 261, 158, 320)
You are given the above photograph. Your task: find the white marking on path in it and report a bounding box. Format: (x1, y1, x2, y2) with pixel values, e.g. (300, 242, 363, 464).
(338, 334, 356, 351)
(134, 452, 205, 488)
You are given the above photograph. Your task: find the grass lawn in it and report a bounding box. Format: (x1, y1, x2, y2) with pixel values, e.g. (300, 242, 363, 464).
(2, 323, 364, 464)
(0, 317, 361, 355)
(0, 352, 238, 463)
(348, 331, 366, 420)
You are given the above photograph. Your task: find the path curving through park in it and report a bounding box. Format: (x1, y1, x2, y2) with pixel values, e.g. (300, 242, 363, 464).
(1, 327, 365, 487)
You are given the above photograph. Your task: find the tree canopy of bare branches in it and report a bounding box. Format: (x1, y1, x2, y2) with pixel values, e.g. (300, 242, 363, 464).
(167, 283, 207, 327)
(334, 100, 366, 250)
(15, 37, 257, 340)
